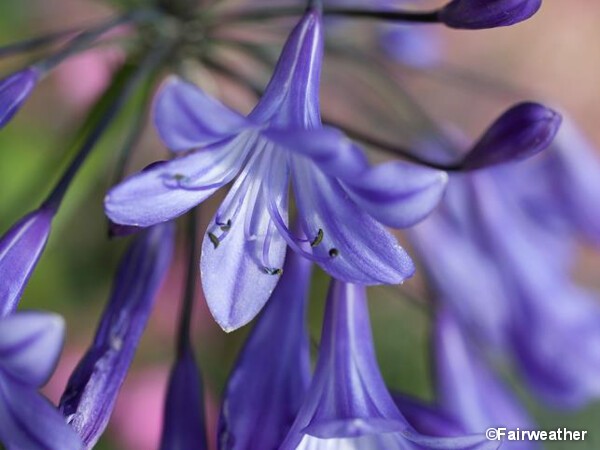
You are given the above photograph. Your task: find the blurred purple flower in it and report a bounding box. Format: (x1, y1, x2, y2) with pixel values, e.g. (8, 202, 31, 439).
(219, 247, 312, 450)
(413, 166, 600, 408)
(439, 0, 542, 30)
(106, 7, 448, 331)
(397, 308, 537, 449)
(59, 223, 175, 448)
(279, 281, 493, 450)
(160, 344, 208, 450)
(0, 68, 39, 129)
(0, 206, 54, 317)
(0, 312, 82, 450)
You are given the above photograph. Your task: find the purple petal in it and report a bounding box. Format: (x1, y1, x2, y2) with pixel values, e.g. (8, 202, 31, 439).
(461, 103, 561, 170)
(0, 377, 82, 450)
(250, 8, 323, 127)
(435, 309, 536, 442)
(343, 161, 448, 228)
(0, 68, 39, 129)
(59, 223, 174, 448)
(538, 118, 600, 244)
(280, 281, 490, 450)
(440, 0, 542, 30)
(279, 281, 407, 450)
(219, 248, 312, 450)
(0, 208, 54, 317)
(291, 160, 414, 285)
(105, 135, 250, 227)
(392, 394, 466, 438)
(511, 285, 600, 409)
(154, 76, 253, 151)
(262, 128, 368, 178)
(0, 312, 64, 387)
(160, 345, 208, 450)
(201, 151, 289, 332)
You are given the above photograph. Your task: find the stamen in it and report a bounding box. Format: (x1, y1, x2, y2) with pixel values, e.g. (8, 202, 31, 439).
(208, 232, 220, 249)
(217, 219, 232, 231)
(310, 228, 324, 247)
(262, 267, 283, 276)
(329, 248, 339, 258)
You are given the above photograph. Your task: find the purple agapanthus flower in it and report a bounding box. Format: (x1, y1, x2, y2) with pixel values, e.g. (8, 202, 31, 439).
(0, 68, 39, 129)
(278, 280, 495, 450)
(0, 206, 54, 317)
(105, 7, 448, 331)
(59, 223, 174, 448)
(219, 245, 312, 450)
(0, 312, 82, 450)
(396, 308, 538, 450)
(412, 164, 600, 408)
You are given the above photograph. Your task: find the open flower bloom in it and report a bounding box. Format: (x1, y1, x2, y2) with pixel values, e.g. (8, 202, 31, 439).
(279, 281, 495, 450)
(105, 7, 448, 331)
(0, 312, 82, 450)
(396, 308, 537, 450)
(219, 246, 312, 450)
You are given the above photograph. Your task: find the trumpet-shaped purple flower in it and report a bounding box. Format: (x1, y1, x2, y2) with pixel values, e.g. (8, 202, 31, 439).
(439, 0, 542, 30)
(0, 206, 54, 317)
(0, 312, 82, 450)
(59, 223, 174, 448)
(160, 343, 208, 450)
(413, 166, 600, 408)
(279, 281, 495, 450)
(0, 68, 39, 129)
(105, 8, 448, 331)
(219, 247, 312, 450)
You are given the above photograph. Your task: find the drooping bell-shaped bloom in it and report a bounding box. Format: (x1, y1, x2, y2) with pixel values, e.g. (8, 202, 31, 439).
(0, 312, 82, 450)
(160, 343, 208, 450)
(279, 281, 494, 450)
(105, 7, 448, 331)
(413, 166, 600, 408)
(439, 0, 542, 30)
(0, 206, 54, 317)
(59, 223, 174, 448)
(219, 247, 312, 450)
(0, 68, 39, 129)
(394, 309, 537, 450)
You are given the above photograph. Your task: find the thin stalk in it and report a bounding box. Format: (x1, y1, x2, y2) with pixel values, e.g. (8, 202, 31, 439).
(215, 6, 440, 25)
(177, 210, 199, 356)
(36, 8, 161, 73)
(0, 27, 79, 59)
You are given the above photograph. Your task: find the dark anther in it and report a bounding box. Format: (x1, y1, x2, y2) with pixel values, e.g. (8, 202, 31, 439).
(311, 228, 324, 247)
(208, 232, 220, 249)
(263, 267, 283, 276)
(217, 219, 232, 232)
(329, 248, 339, 258)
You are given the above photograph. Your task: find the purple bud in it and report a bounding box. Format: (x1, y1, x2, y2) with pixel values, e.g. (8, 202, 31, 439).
(440, 0, 542, 30)
(160, 345, 208, 450)
(461, 102, 562, 170)
(59, 223, 174, 449)
(0, 68, 39, 129)
(0, 207, 54, 317)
